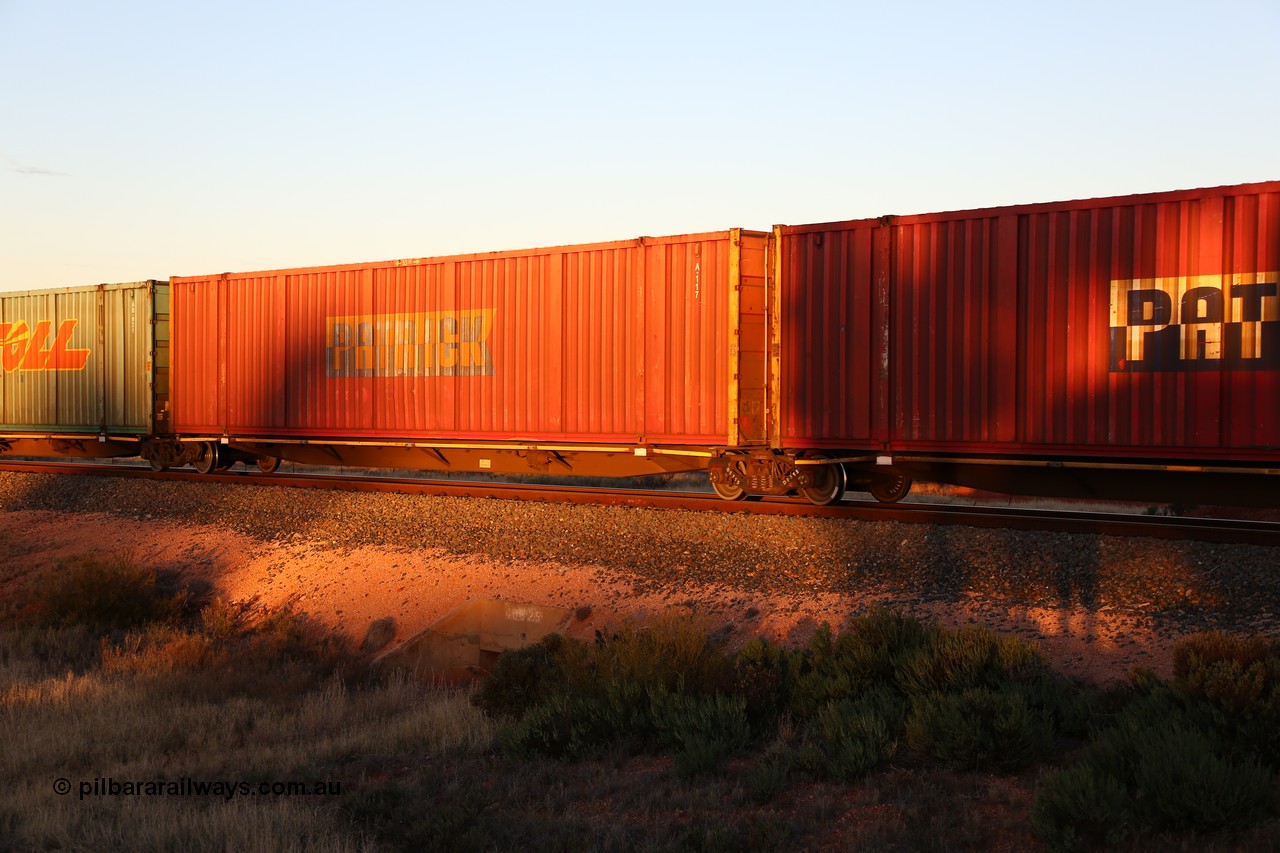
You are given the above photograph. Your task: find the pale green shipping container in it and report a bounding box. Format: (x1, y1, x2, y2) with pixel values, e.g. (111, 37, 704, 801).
(0, 281, 168, 435)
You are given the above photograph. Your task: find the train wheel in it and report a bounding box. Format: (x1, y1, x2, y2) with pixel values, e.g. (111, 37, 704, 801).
(148, 457, 168, 472)
(711, 479, 747, 501)
(191, 442, 219, 475)
(256, 455, 281, 474)
(798, 461, 846, 506)
(869, 470, 912, 503)
(710, 460, 748, 501)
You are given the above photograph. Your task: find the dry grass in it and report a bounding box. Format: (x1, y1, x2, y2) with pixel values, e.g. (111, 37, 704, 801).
(0, 554, 495, 852)
(2, 651, 495, 850)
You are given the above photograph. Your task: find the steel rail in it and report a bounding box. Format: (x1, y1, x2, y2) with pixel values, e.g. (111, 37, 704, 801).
(2, 460, 1278, 547)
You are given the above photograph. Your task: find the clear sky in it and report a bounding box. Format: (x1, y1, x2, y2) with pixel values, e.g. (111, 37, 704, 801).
(2, 0, 1276, 290)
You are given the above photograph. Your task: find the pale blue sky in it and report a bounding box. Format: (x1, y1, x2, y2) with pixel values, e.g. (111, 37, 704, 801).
(2, 0, 1276, 290)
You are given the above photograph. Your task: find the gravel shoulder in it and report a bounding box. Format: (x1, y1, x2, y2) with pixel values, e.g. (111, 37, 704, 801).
(2, 471, 1277, 685)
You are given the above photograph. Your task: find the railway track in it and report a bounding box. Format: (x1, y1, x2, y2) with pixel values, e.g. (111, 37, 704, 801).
(2, 459, 1278, 547)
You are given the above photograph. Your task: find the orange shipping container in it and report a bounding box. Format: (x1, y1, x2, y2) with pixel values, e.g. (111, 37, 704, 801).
(776, 180, 1280, 463)
(169, 231, 768, 468)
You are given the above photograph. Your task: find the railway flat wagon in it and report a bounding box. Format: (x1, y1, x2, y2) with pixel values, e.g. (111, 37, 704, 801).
(0, 281, 169, 459)
(160, 231, 771, 478)
(774, 180, 1280, 503)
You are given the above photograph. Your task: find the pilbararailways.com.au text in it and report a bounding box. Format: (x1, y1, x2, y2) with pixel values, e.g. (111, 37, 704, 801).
(56, 777, 341, 801)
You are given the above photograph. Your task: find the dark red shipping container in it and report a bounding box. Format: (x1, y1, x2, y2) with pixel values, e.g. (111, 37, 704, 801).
(169, 231, 769, 472)
(776, 181, 1280, 465)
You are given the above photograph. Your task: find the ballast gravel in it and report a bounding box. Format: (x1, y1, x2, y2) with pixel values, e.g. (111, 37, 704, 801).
(1, 470, 1277, 683)
(3, 471, 1277, 628)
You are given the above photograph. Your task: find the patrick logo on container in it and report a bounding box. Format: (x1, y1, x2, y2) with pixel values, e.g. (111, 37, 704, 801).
(1108, 274, 1279, 371)
(325, 309, 496, 378)
(0, 319, 91, 373)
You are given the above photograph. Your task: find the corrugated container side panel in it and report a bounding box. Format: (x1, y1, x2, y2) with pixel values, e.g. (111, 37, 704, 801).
(656, 241, 703, 439)
(707, 238, 730, 437)
(63, 290, 95, 427)
(847, 228, 876, 441)
(893, 216, 1016, 447)
(618, 245, 640, 436)
(222, 275, 284, 432)
(286, 268, 373, 434)
(1224, 190, 1280, 447)
(43, 291, 68, 426)
(1249, 194, 1273, 439)
(503, 256, 523, 433)
(564, 248, 609, 437)
(889, 183, 1280, 457)
(645, 242, 665, 435)
(616, 245, 638, 436)
(643, 237, 730, 442)
(1108, 196, 1212, 448)
(1, 283, 153, 433)
(279, 274, 304, 434)
(372, 263, 429, 432)
(173, 233, 736, 445)
(779, 181, 1278, 461)
(171, 278, 222, 432)
(1106, 206, 1135, 447)
(100, 284, 153, 431)
(59, 290, 92, 428)
(102, 290, 121, 428)
(578, 250, 599, 435)
(690, 240, 708, 435)
(10, 291, 46, 427)
(642, 245, 665, 437)
(779, 226, 877, 444)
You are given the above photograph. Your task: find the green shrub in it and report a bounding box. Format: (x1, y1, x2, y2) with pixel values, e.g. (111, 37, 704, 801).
(745, 751, 792, 804)
(801, 687, 902, 782)
(733, 636, 791, 734)
(33, 554, 188, 630)
(585, 614, 735, 698)
(1087, 706, 1273, 833)
(786, 624, 860, 719)
(1175, 631, 1280, 712)
(787, 614, 930, 720)
(499, 681, 649, 760)
(672, 732, 738, 779)
(1129, 723, 1273, 831)
(1168, 631, 1280, 769)
(1031, 764, 1133, 852)
(1033, 684, 1276, 848)
(905, 686, 1056, 771)
(1019, 673, 1097, 739)
(1174, 630, 1280, 682)
(651, 691, 751, 777)
(895, 624, 1046, 696)
(848, 608, 932, 660)
(471, 633, 577, 718)
(485, 616, 749, 762)
(499, 692, 601, 759)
